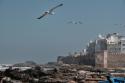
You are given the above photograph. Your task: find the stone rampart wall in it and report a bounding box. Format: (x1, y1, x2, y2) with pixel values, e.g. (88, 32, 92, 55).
(58, 51, 125, 68)
(57, 55, 95, 66)
(95, 51, 125, 68)
(107, 53, 125, 68)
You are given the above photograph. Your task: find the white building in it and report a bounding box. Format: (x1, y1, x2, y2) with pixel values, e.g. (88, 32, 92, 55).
(86, 40, 96, 55)
(106, 33, 125, 53)
(120, 37, 125, 53)
(87, 33, 125, 54)
(95, 34, 107, 52)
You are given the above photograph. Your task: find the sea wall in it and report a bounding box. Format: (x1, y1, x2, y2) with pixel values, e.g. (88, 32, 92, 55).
(95, 51, 125, 68)
(58, 51, 125, 68)
(57, 54, 95, 66)
(107, 53, 125, 68)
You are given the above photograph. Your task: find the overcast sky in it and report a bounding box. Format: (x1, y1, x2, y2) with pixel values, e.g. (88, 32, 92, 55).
(0, 0, 125, 64)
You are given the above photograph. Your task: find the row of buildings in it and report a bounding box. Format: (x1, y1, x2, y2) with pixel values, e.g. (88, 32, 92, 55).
(87, 33, 125, 55)
(57, 33, 125, 68)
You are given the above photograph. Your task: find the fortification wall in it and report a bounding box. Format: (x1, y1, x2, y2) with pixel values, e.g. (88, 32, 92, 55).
(95, 51, 107, 68)
(95, 51, 125, 68)
(57, 55, 95, 66)
(107, 53, 125, 68)
(58, 51, 125, 68)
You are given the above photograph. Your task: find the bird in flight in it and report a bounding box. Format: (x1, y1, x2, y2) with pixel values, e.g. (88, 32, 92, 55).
(114, 23, 125, 28)
(37, 3, 63, 19)
(67, 21, 83, 24)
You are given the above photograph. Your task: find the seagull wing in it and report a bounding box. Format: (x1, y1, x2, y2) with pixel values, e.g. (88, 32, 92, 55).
(49, 3, 63, 12)
(37, 12, 48, 19)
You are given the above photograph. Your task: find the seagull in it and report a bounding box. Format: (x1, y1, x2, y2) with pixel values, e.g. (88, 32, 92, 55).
(67, 21, 83, 24)
(114, 24, 125, 28)
(37, 3, 63, 19)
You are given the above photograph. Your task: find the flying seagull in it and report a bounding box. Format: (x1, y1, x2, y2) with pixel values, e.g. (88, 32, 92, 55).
(37, 3, 63, 19)
(67, 21, 83, 24)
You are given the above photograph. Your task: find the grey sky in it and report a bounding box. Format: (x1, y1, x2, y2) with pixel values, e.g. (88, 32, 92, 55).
(0, 0, 125, 64)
